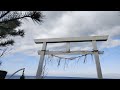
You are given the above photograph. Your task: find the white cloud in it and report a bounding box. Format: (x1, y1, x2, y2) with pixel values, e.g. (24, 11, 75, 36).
(6, 11, 120, 57)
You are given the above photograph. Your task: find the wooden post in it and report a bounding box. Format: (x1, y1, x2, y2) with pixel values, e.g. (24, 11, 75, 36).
(36, 42, 47, 79)
(92, 40, 103, 79)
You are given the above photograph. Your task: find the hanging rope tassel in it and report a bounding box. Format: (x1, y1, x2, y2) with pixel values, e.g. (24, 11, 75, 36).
(57, 58, 61, 67)
(83, 54, 87, 63)
(77, 56, 82, 63)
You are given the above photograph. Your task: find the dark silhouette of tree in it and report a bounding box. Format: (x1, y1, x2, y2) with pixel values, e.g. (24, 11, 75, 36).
(0, 11, 43, 47)
(0, 11, 44, 60)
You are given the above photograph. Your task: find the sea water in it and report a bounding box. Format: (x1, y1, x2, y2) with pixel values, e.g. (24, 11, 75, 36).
(5, 75, 96, 79)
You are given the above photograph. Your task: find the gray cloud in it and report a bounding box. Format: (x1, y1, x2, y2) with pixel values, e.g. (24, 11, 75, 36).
(8, 11, 120, 56)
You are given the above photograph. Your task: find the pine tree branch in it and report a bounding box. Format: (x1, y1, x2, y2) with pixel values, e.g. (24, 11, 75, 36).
(0, 40, 14, 47)
(0, 11, 43, 47)
(0, 11, 10, 19)
(0, 47, 7, 57)
(9, 29, 24, 37)
(0, 11, 43, 24)
(0, 16, 30, 24)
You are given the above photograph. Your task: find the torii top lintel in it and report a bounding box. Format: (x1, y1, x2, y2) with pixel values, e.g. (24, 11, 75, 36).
(34, 35, 108, 44)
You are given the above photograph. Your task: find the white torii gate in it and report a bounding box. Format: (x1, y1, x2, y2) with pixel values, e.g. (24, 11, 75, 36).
(34, 35, 108, 79)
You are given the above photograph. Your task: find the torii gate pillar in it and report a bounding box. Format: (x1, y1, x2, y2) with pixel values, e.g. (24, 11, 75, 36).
(92, 40, 103, 79)
(36, 42, 47, 79)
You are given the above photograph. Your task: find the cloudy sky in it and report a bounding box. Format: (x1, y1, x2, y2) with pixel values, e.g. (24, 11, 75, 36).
(1, 11, 120, 78)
